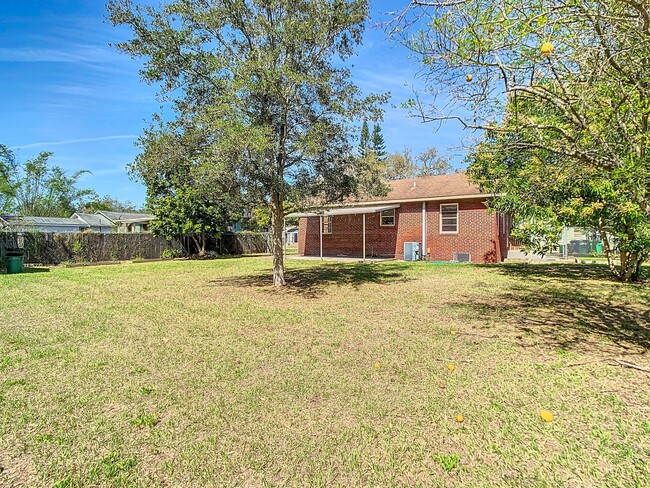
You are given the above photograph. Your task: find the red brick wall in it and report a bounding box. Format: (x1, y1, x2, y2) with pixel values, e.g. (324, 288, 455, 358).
(298, 198, 503, 262)
(424, 200, 500, 263)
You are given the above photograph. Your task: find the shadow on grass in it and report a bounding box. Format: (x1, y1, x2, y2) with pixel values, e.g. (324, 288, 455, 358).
(455, 264, 650, 355)
(208, 262, 412, 298)
(0, 267, 50, 275)
(482, 262, 649, 284)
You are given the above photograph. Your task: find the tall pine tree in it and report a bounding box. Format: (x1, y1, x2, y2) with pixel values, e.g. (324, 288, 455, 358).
(371, 124, 387, 160)
(358, 120, 370, 157)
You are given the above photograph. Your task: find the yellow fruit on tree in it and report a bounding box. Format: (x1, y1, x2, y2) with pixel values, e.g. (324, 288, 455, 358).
(540, 410, 554, 422)
(541, 42, 554, 57)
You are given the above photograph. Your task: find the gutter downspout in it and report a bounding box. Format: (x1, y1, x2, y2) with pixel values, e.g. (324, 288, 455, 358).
(319, 215, 323, 260)
(421, 201, 427, 260)
(362, 213, 366, 262)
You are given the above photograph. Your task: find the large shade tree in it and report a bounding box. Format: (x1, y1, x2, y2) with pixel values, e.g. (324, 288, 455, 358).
(392, 0, 650, 281)
(108, 0, 385, 286)
(131, 120, 242, 256)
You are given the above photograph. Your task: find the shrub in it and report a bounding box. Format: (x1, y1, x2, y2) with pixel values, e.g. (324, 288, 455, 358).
(161, 248, 184, 259)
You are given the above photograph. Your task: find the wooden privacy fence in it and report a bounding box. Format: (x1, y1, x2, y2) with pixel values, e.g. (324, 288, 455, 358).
(0, 231, 270, 265)
(201, 232, 270, 255)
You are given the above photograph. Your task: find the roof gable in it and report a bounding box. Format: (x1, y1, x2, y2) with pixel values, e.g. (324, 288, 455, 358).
(72, 213, 115, 227)
(97, 211, 155, 223)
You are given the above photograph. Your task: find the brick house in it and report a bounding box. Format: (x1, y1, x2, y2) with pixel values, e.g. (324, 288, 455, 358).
(290, 173, 510, 263)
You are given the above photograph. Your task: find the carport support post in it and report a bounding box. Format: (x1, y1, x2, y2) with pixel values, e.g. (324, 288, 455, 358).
(362, 213, 366, 262)
(319, 215, 323, 260)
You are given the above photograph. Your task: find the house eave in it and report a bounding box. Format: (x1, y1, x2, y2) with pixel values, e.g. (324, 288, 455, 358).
(319, 193, 500, 209)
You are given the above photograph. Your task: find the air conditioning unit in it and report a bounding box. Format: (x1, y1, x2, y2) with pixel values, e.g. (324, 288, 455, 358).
(404, 242, 421, 261)
(453, 252, 471, 263)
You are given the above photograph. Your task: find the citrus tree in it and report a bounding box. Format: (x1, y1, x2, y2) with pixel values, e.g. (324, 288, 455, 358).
(392, 0, 650, 281)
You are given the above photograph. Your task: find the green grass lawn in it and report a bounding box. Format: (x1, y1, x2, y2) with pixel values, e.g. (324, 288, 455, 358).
(1, 258, 649, 487)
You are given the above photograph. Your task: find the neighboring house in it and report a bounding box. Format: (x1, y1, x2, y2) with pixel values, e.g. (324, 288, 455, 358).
(71, 213, 115, 233)
(0, 215, 90, 233)
(289, 173, 510, 263)
(95, 211, 155, 233)
(0, 211, 155, 235)
(285, 226, 299, 245)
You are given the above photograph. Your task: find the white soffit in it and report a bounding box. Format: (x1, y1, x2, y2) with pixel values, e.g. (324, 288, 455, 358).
(286, 204, 400, 218)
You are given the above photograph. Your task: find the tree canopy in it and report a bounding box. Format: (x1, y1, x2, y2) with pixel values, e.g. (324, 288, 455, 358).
(417, 147, 453, 177)
(392, 0, 650, 281)
(0, 146, 96, 218)
(381, 146, 454, 181)
(0, 144, 17, 213)
(80, 196, 141, 214)
(370, 124, 387, 160)
(109, 0, 386, 285)
(131, 120, 242, 255)
(359, 119, 370, 157)
(384, 149, 418, 180)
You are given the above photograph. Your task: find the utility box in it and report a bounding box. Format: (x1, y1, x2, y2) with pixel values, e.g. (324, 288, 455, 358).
(404, 242, 421, 261)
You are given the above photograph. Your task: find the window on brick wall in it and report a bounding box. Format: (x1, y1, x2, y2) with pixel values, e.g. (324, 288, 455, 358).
(440, 203, 459, 233)
(322, 216, 332, 234)
(380, 208, 395, 227)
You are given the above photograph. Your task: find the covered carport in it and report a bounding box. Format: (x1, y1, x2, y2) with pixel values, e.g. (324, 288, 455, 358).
(285, 204, 400, 262)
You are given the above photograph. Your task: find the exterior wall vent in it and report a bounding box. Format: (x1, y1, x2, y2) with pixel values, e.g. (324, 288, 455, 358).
(453, 252, 471, 263)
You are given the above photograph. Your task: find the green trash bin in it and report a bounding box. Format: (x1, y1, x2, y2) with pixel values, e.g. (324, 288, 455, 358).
(5, 249, 24, 274)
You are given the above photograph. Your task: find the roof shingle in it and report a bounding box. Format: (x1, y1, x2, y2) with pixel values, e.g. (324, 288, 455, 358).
(359, 172, 484, 203)
(4, 216, 90, 227)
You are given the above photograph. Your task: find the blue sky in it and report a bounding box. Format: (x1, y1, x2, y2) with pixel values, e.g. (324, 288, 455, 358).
(0, 1, 468, 207)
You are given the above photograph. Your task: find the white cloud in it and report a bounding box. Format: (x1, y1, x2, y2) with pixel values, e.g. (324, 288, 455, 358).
(0, 43, 121, 64)
(12, 135, 138, 150)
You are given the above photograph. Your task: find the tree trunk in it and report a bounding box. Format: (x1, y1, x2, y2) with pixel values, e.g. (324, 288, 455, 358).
(600, 225, 642, 283)
(200, 232, 207, 257)
(599, 225, 622, 279)
(270, 192, 286, 286)
(191, 235, 204, 257)
(621, 251, 641, 283)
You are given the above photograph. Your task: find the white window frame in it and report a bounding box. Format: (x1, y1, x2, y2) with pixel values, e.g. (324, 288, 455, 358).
(440, 203, 459, 234)
(322, 216, 332, 234)
(380, 208, 395, 227)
